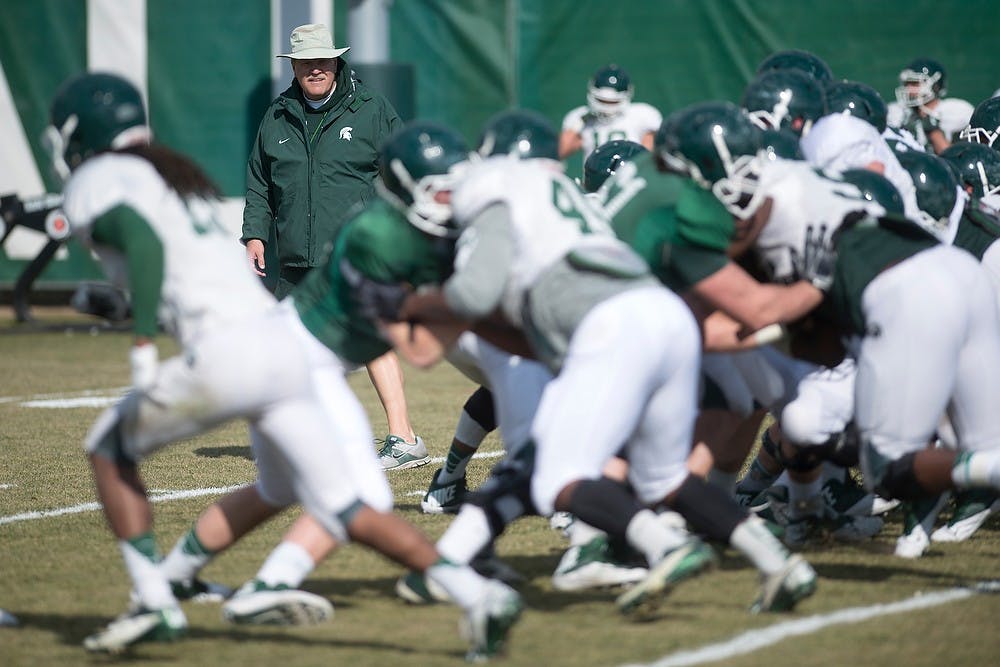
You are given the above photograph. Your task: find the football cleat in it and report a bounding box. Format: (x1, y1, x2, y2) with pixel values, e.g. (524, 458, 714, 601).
(551, 535, 648, 592)
(895, 494, 950, 558)
(222, 580, 333, 625)
(549, 511, 575, 534)
(461, 580, 523, 663)
(377, 435, 431, 470)
(821, 476, 899, 517)
(751, 554, 817, 613)
(615, 538, 716, 618)
(395, 571, 452, 604)
(170, 577, 233, 603)
(421, 467, 468, 514)
(931, 489, 1000, 542)
(83, 604, 187, 652)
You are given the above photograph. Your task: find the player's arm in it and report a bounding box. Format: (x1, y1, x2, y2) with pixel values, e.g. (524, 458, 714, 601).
(90, 205, 164, 389)
(381, 315, 468, 368)
(559, 129, 583, 159)
(640, 130, 655, 151)
(690, 261, 824, 333)
(90, 205, 163, 341)
(699, 310, 786, 352)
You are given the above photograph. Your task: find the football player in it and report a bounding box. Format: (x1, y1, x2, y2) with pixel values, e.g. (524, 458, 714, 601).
(390, 109, 818, 616)
(756, 49, 833, 84)
(559, 64, 661, 162)
(741, 68, 827, 138)
(802, 80, 923, 222)
(886, 58, 974, 154)
(47, 82, 521, 659)
(941, 140, 1000, 212)
(660, 101, 1000, 535)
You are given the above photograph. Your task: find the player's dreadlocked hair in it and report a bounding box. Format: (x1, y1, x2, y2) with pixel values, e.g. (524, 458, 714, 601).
(119, 144, 222, 200)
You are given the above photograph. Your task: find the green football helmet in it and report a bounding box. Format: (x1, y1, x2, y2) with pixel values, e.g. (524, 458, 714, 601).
(839, 169, 905, 215)
(959, 96, 1000, 148)
(760, 128, 803, 161)
(825, 80, 888, 133)
(895, 57, 947, 108)
(43, 72, 150, 182)
(741, 69, 827, 137)
(656, 101, 765, 216)
(756, 49, 834, 84)
(895, 149, 962, 230)
(940, 142, 1000, 199)
(478, 109, 559, 161)
(587, 64, 634, 117)
(582, 139, 647, 193)
(378, 121, 471, 238)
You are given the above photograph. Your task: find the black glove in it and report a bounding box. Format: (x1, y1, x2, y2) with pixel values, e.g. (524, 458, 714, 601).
(340, 258, 410, 322)
(919, 111, 943, 136)
(799, 224, 837, 292)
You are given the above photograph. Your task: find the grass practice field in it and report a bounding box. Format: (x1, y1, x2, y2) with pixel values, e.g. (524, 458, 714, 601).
(1, 310, 999, 667)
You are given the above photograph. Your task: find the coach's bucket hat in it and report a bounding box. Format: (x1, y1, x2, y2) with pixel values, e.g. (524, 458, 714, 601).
(277, 24, 350, 60)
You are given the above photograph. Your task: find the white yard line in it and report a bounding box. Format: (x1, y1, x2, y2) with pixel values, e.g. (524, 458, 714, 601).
(0, 484, 248, 526)
(622, 581, 1000, 667)
(0, 450, 507, 525)
(0, 386, 128, 406)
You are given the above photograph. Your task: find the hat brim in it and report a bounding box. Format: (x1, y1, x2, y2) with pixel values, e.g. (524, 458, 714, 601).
(278, 46, 350, 60)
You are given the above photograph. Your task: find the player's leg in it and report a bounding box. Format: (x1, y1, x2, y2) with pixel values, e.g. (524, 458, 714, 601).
(368, 350, 430, 470)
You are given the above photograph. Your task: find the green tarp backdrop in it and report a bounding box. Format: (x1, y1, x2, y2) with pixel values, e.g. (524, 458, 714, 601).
(1, 0, 996, 286)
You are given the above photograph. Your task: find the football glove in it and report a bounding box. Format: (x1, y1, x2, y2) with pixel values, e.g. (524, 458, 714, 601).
(799, 224, 837, 292)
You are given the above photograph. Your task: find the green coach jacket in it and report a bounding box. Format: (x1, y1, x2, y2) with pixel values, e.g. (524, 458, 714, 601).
(242, 63, 401, 270)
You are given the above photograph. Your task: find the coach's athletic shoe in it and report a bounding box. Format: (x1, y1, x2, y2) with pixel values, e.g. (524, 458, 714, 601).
(170, 577, 233, 603)
(461, 580, 523, 663)
(83, 604, 187, 652)
(552, 535, 648, 591)
(222, 580, 333, 625)
(616, 537, 716, 618)
(377, 434, 431, 470)
(396, 571, 452, 604)
(421, 468, 468, 514)
(0, 608, 19, 627)
(751, 555, 817, 613)
(931, 490, 1000, 542)
(894, 493, 950, 559)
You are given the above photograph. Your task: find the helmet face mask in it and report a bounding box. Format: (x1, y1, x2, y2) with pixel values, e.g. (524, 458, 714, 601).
(895, 58, 946, 108)
(587, 65, 634, 118)
(44, 72, 150, 183)
(378, 122, 471, 238)
(657, 101, 766, 218)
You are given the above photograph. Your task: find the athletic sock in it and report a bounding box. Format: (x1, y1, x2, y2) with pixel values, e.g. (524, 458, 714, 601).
(438, 439, 478, 485)
(160, 525, 215, 584)
(729, 516, 790, 576)
(120, 531, 174, 609)
(436, 504, 495, 565)
(254, 541, 315, 589)
(951, 450, 1000, 489)
(567, 519, 605, 547)
(425, 558, 487, 610)
(739, 458, 780, 494)
(625, 509, 689, 565)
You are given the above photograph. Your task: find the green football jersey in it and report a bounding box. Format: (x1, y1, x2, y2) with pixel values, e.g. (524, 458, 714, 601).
(827, 215, 938, 335)
(292, 199, 454, 365)
(602, 152, 734, 292)
(953, 205, 1000, 261)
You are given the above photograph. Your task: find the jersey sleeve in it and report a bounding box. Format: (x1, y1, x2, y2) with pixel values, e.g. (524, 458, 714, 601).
(451, 160, 512, 227)
(561, 106, 589, 134)
(631, 103, 663, 134)
(90, 205, 165, 338)
(443, 203, 514, 318)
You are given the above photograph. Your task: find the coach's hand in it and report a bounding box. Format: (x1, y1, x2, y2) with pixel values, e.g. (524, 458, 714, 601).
(246, 239, 266, 277)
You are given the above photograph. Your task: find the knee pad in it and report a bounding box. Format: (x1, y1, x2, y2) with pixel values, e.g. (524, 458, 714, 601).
(84, 403, 134, 464)
(467, 441, 538, 535)
(871, 452, 925, 501)
(463, 385, 497, 432)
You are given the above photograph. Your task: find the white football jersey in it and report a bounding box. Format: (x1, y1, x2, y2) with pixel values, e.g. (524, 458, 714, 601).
(801, 113, 922, 220)
(451, 156, 618, 325)
(561, 102, 661, 160)
(63, 153, 275, 345)
(886, 97, 975, 147)
(752, 158, 885, 283)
